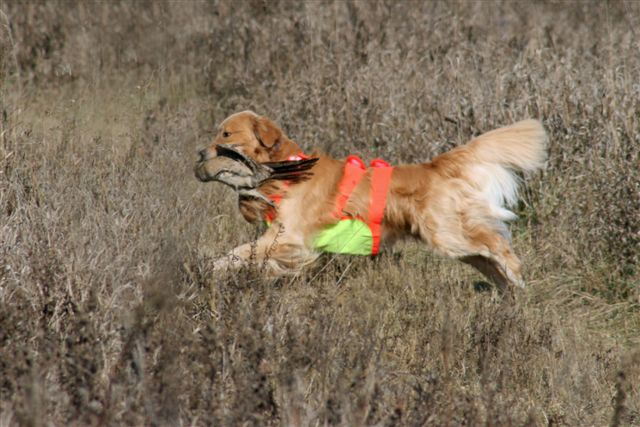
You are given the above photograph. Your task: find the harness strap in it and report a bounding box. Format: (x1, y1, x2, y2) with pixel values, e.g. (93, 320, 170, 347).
(332, 155, 367, 218)
(265, 154, 394, 256)
(332, 156, 393, 255)
(368, 159, 393, 255)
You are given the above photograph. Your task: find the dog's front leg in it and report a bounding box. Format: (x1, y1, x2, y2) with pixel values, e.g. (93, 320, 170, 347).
(211, 246, 247, 270)
(211, 224, 313, 273)
(212, 238, 275, 271)
(212, 241, 266, 270)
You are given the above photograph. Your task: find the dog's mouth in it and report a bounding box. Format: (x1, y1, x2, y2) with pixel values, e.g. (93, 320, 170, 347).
(195, 145, 319, 189)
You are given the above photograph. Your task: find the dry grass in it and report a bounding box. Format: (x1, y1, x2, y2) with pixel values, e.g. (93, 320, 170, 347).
(1, 1, 639, 425)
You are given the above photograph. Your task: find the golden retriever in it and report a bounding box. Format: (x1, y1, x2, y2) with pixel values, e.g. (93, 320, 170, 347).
(195, 111, 547, 290)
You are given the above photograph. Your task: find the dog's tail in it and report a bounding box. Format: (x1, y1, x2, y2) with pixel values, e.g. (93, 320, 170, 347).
(447, 119, 548, 221)
(467, 119, 547, 174)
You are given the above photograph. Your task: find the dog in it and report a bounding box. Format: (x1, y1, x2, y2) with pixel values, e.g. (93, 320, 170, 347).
(195, 111, 547, 290)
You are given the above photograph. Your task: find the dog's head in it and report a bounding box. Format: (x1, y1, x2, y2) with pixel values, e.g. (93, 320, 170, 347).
(195, 111, 301, 182)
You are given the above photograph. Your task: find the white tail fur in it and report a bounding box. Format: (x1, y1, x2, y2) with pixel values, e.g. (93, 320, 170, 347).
(463, 119, 548, 220)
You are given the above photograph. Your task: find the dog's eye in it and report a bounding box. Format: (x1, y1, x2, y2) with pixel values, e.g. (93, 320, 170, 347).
(222, 131, 231, 138)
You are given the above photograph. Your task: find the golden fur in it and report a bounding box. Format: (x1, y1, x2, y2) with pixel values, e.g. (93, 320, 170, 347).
(195, 111, 547, 289)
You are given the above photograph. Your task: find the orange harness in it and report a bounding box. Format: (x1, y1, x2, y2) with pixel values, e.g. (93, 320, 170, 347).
(330, 155, 394, 255)
(264, 154, 394, 256)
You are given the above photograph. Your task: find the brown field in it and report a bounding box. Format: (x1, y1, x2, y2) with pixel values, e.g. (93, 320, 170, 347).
(1, 1, 639, 425)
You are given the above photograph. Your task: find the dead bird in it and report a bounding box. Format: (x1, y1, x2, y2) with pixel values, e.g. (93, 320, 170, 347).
(195, 143, 318, 206)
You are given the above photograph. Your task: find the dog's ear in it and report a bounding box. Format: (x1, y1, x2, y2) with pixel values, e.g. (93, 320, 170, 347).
(253, 116, 282, 149)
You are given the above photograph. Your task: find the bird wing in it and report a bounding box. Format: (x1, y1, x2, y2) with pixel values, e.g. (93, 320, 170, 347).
(261, 157, 319, 183)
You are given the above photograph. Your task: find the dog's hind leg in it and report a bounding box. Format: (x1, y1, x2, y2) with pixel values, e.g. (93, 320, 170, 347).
(462, 226, 525, 289)
(460, 255, 510, 293)
(426, 221, 525, 289)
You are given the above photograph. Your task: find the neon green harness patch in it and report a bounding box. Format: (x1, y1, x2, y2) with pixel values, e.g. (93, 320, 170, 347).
(312, 219, 373, 255)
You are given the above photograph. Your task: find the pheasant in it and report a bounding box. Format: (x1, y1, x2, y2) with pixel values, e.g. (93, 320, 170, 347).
(196, 144, 318, 206)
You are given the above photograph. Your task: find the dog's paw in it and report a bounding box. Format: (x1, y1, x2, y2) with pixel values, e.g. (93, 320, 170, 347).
(505, 269, 526, 289)
(212, 257, 229, 271)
